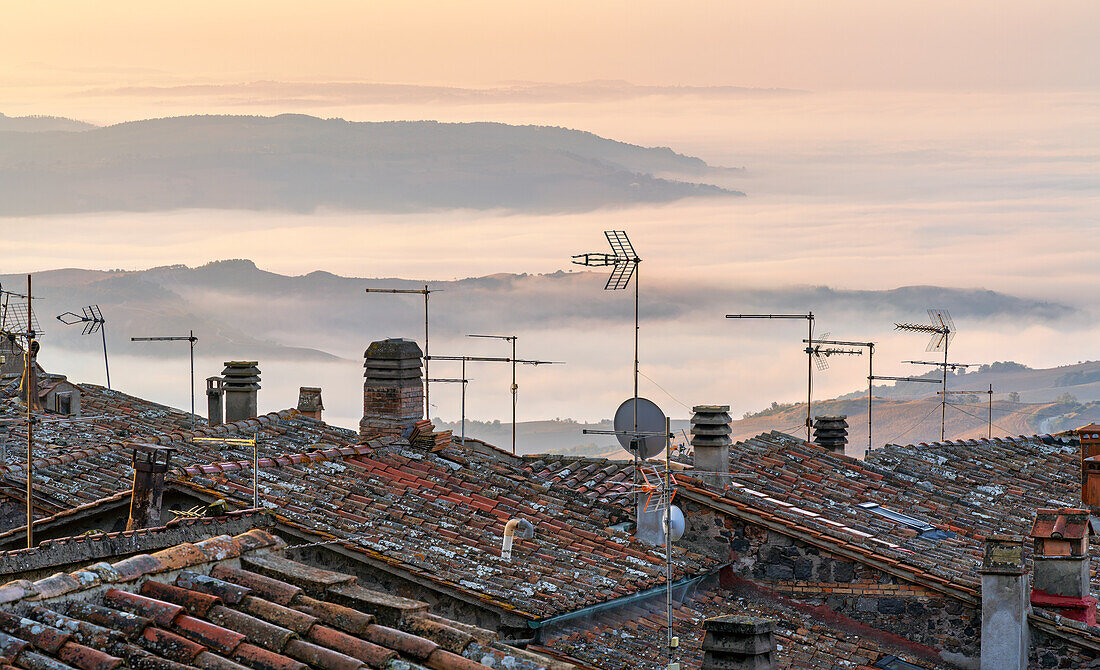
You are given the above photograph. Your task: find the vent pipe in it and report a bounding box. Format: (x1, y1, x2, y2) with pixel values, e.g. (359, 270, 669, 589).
(127, 445, 175, 530)
(222, 361, 261, 423)
(813, 415, 848, 454)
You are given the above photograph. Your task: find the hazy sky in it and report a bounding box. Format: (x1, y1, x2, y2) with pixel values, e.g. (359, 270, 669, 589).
(5, 1, 1100, 93)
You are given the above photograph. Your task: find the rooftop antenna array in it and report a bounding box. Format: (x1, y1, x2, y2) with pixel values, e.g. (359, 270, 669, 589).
(572, 230, 642, 444)
(725, 313, 825, 442)
(56, 305, 111, 389)
(804, 338, 874, 451)
(427, 354, 561, 447)
(364, 285, 438, 419)
(467, 334, 563, 455)
(937, 385, 994, 439)
(865, 374, 942, 452)
(896, 309, 978, 441)
(130, 331, 198, 428)
(582, 400, 681, 666)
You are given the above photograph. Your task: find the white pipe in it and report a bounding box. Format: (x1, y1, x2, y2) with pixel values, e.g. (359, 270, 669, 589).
(502, 518, 534, 561)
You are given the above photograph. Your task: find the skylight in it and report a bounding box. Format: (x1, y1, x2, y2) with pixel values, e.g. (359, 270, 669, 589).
(856, 502, 954, 541)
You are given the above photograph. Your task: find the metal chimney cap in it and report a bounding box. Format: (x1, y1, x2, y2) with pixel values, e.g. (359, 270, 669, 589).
(364, 338, 423, 361)
(693, 405, 730, 413)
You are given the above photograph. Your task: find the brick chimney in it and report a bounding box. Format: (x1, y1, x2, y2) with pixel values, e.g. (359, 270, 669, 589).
(297, 387, 324, 420)
(1029, 508, 1097, 625)
(206, 376, 225, 426)
(691, 405, 731, 488)
(222, 361, 261, 423)
(360, 338, 424, 438)
(127, 445, 175, 530)
(980, 534, 1028, 670)
(813, 415, 848, 454)
(1076, 424, 1100, 508)
(701, 615, 776, 670)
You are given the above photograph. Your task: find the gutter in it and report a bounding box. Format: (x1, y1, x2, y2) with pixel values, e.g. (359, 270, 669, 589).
(526, 569, 719, 630)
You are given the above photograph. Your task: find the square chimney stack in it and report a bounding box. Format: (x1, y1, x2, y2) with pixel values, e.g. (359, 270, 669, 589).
(1029, 508, 1097, 625)
(360, 338, 424, 438)
(222, 361, 261, 423)
(1077, 424, 1100, 508)
(691, 405, 731, 488)
(297, 387, 324, 420)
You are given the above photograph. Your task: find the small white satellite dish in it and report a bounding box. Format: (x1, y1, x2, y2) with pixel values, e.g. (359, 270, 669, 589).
(665, 505, 685, 543)
(613, 397, 667, 460)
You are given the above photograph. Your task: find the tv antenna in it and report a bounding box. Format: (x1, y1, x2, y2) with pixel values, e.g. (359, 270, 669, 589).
(427, 354, 561, 448)
(364, 285, 438, 419)
(582, 406, 682, 664)
(56, 305, 111, 389)
(804, 338, 875, 452)
(897, 308, 971, 441)
(193, 434, 261, 508)
(131, 331, 198, 428)
(726, 313, 829, 442)
(467, 334, 563, 455)
(865, 374, 943, 452)
(937, 384, 994, 439)
(572, 230, 642, 443)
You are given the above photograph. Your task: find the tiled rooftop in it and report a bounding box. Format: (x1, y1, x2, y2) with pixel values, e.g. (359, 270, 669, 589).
(538, 580, 949, 670)
(0, 528, 564, 670)
(175, 441, 719, 620)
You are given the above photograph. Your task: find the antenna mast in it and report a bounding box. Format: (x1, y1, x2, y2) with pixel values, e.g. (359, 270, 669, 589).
(130, 331, 198, 428)
(56, 305, 110, 389)
(896, 309, 965, 441)
(364, 286, 437, 420)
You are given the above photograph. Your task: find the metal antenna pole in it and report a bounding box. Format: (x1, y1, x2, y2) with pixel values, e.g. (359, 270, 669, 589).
(988, 384, 993, 439)
(896, 309, 957, 441)
(512, 338, 517, 454)
(57, 304, 110, 389)
(868, 344, 874, 453)
(131, 333, 200, 428)
(25, 275, 33, 549)
(941, 335, 948, 440)
(664, 416, 673, 665)
(727, 313, 817, 442)
(365, 286, 438, 420)
(461, 358, 466, 445)
(101, 324, 111, 389)
(806, 314, 813, 442)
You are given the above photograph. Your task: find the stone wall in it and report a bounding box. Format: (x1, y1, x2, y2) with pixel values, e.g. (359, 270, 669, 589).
(680, 502, 981, 665)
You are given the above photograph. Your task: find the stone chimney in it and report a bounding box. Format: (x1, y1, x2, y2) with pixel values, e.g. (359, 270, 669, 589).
(297, 387, 324, 420)
(206, 376, 225, 426)
(222, 361, 261, 423)
(1029, 508, 1097, 625)
(127, 445, 175, 530)
(980, 534, 1028, 670)
(360, 338, 424, 438)
(1076, 424, 1100, 508)
(813, 415, 848, 454)
(691, 405, 731, 488)
(701, 615, 776, 670)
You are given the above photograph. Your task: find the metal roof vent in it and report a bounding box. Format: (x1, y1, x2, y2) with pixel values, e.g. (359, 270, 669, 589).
(813, 415, 848, 454)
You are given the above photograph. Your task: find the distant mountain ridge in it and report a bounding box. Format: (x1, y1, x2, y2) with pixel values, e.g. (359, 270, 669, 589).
(0, 113, 95, 132)
(0, 113, 742, 215)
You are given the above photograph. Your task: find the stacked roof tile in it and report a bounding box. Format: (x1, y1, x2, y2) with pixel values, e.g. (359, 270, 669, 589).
(0, 528, 564, 670)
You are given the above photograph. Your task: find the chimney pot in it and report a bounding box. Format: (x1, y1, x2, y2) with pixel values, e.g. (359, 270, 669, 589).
(360, 338, 423, 438)
(691, 405, 731, 488)
(127, 445, 175, 531)
(222, 361, 261, 423)
(812, 415, 848, 454)
(297, 387, 324, 420)
(1029, 508, 1097, 625)
(206, 376, 225, 426)
(701, 615, 776, 670)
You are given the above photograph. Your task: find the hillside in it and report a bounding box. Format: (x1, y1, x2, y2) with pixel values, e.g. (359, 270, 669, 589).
(0, 114, 740, 215)
(0, 113, 95, 133)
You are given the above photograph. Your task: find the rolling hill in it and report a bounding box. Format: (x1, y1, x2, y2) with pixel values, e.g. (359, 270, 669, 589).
(0, 113, 740, 215)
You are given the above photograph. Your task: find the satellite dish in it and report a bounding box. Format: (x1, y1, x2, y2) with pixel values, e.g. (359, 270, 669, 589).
(613, 397, 666, 459)
(665, 505, 685, 543)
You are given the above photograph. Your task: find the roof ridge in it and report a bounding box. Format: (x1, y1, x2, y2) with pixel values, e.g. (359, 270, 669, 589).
(172, 440, 395, 478)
